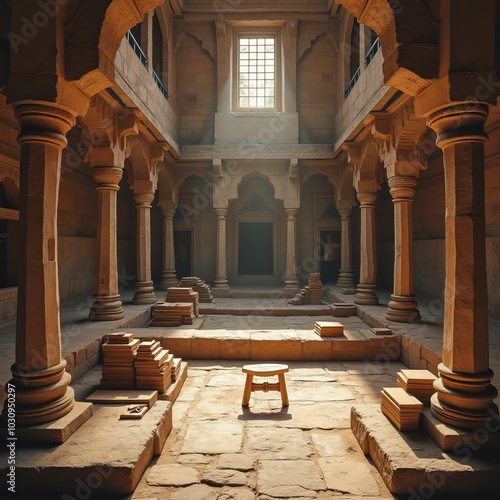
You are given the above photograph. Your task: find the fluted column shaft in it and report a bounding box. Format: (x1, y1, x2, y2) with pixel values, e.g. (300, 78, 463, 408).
(428, 102, 497, 429)
(90, 166, 124, 321)
(337, 207, 354, 287)
(6, 102, 76, 425)
(213, 207, 231, 296)
(158, 208, 178, 289)
(385, 176, 421, 323)
(283, 208, 299, 296)
(354, 192, 379, 305)
(132, 192, 156, 304)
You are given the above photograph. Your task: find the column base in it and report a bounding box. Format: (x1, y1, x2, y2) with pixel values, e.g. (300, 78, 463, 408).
(354, 283, 379, 305)
(90, 294, 124, 321)
(283, 276, 299, 298)
(385, 294, 421, 323)
(337, 269, 354, 287)
(431, 364, 499, 429)
(212, 277, 231, 298)
(157, 271, 179, 290)
(132, 281, 157, 304)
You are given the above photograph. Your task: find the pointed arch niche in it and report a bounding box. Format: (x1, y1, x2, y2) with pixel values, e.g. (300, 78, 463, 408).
(227, 176, 286, 286)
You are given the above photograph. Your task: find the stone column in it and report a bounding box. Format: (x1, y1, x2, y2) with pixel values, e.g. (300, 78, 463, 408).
(337, 207, 355, 287)
(132, 192, 156, 304)
(385, 176, 421, 322)
(158, 208, 178, 289)
(5, 102, 77, 426)
(354, 192, 379, 305)
(213, 207, 231, 296)
(90, 166, 125, 321)
(428, 102, 498, 429)
(283, 208, 299, 296)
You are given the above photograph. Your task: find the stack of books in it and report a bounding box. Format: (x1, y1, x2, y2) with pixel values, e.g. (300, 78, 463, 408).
(172, 357, 182, 381)
(151, 302, 196, 326)
(396, 369, 437, 406)
(166, 287, 199, 315)
(381, 387, 423, 431)
(100, 332, 139, 389)
(314, 321, 344, 337)
(134, 340, 174, 392)
(179, 277, 213, 303)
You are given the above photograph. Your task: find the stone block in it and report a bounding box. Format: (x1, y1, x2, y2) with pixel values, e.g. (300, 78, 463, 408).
(161, 337, 193, 359)
(250, 338, 302, 361)
(191, 337, 221, 359)
(301, 338, 332, 360)
(331, 303, 357, 317)
(221, 338, 251, 359)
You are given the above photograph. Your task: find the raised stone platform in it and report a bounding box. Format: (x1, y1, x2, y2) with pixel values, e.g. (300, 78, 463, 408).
(146, 327, 401, 361)
(199, 301, 332, 316)
(0, 401, 173, 496)
(351, 404, 500, 496)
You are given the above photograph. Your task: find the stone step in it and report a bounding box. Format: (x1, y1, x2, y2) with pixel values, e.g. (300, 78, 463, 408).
(199, 302, 333, 316)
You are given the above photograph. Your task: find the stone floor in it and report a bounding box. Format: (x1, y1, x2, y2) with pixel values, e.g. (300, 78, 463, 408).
(1, 285, 500, 498)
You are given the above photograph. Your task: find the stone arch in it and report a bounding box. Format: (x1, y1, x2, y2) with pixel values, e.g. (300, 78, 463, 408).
(65, 0, 164, 97)
(301, 168, 341, 202)
(173, 168, 212, 209)
(0, 177, 19, 210)
(227, 170, 282, 204)
(336, 0, 439, 95)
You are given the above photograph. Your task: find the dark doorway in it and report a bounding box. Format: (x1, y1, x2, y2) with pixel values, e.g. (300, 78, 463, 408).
(174, 229, 192, 280)
(238, 222, 273, 275)
(319, 229, 340, 283)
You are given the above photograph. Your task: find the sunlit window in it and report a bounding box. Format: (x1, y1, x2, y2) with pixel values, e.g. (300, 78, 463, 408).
(237, 35, 276, 109)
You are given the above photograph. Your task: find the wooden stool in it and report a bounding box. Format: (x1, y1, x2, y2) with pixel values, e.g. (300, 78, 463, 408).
(242, 363, 289, 407)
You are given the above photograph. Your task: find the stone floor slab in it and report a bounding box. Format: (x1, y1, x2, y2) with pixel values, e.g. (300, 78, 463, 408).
(181, 421, 244, 454)
(146, 464, 199, 486)
(244, 427, 313, 459)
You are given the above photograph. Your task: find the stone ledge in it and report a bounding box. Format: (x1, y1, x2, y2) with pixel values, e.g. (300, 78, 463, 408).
(0, 401, 173, 496)
(351, 404, 500, 496)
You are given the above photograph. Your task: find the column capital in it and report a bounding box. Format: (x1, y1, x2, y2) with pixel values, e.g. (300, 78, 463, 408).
(428, 102, 489, 148)
(161, 208, 176, 219)
(356, 191, 377, 206)
(91, 166, 123, 189)
(285, 208, 298, 218)
(14, 101, 77, 148)
(388, 175, 417, 201)
(215, 207, 228, 218)
(134, 192, 155, 206)
(337, 207, 353, 219)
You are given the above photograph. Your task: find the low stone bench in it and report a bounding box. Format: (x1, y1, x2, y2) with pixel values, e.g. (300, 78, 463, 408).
(242, 363, 289, 407)
(331, 303, 357, 317)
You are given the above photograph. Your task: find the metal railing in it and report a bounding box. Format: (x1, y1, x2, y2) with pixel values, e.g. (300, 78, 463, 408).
(364, 37, 381, 66)
(153, 70, 169, 99)
(344, 66, 360, 98)
(126, 30, 148, 67)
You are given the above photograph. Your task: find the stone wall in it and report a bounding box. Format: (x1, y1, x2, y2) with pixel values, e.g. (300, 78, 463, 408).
(297, 32, 336, 143)
(176, 29, 216, 145)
